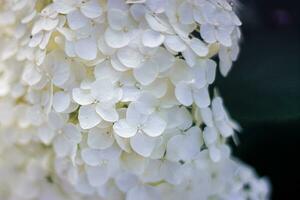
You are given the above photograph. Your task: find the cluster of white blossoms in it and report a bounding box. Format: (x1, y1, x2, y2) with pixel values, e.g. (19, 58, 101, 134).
(0, 0, 270, 199)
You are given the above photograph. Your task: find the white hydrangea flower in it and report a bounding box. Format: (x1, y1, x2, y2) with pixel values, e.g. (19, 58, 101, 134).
(0, 0, 270, 199)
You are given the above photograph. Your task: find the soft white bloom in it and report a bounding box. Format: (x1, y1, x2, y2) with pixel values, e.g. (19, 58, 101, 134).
(0, 0, 270, 199)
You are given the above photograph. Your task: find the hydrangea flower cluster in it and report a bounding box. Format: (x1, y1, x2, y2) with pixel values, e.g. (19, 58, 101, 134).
(0, 0, 270, 199)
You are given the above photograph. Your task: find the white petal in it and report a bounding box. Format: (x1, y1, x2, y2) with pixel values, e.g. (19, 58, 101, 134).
(205, 59, 217, 84)
(164, 35, 186, 52)
(95, 102, 119, 122)
(216, 26, 233, 47)
(199, 107, 214, 127)
(134, 93, 156, 115)
(78, 105, 101, 129)
(38, 125, 55, 144)
(72, 88, 94, 105)
(203, 126, 218, 145)
(117, 47, 143, 68)
(80, 0, 102, 19)
(81, 148, 101, 166)
(22, 64, 42, 86)
(216, 120, 234, 138)
(130, 133, 157, 157)
(142, 29, 165, 48)
(104, 28, 130, 48)
(63, 124, 82, 144)
(53, 91, 70, 112)
(212, 97, 225, 120)
(126, 103, 146, 126)
(127, 185, 160, 200)
(200, 24, 217, 44)
(113, 119, 137, 138)
(67, 10, 88, 30)
(90, 79, 114, 102)
(167, 126, 202, 162)
(178, 2, 194, 24)
(53, 135, 73, 157)
(189, 38, 209, 57)
(175, 82, 193, 106)
(85, 165, 109, 187)
(143, 114, 166, 137)
(88, 127, 114, 149)
(193, 87, 210, 108)
(107, 9, 127, 30)
(145, 12, 172, 33)
(133, 60, 158, 85)
(208, 145, 221, 162)
(115, 173, 138, 193)
(53, 61, 70, 87)
(152, 47, 174, 72)
(74, 37, 97, 60)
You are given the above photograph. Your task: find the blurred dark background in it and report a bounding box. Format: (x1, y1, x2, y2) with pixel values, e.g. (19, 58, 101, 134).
(216, 0, 300, 199)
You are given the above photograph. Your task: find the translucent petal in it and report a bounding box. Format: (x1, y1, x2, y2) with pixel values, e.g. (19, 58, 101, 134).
(72, 88, 94, 105)
(74, 37, 97, 60)
(63, 124, 81, 144)
(205, 59, 217, 84)
(115, 173, 138, 193)
(212, 97, 225, 120)
(88, 127, 114, 149)
(143, 114, 166, 137)
(216, 26, 233, 47)
(208, 145, 221, 162)
(78, 105, 101, 129)
(133, 60, 158, 85)
(130, 4, 146, 21)
(199, 107, 214, 127)
(53, 91, 70, 112)
(152, 48, 175, 72)
(203, 126, 218, 145)
(126, 103, 145, 126)
(90, 79, 114, 102)
(85, 165, 109, 187)
(127, 185, 160, 200)
(67, 10, 88, 30)
(134, 93, 156, 115)
(175, 82, 193, 106)
(164, 35, 186, 52)
(216, 120, 234, 138)
(145, 12, 172, 33)
(200, 24, 217, 44)
(95, 102, 119, 122)
(166, 126, 202, 162)
(130, 133, 157, 157)
(193, 87, 210, 108)
(53, 135, 72, 157)
(81, 148, 101, 166)
(48, 112, 65, 130)
(22, 64, 42, 86)
(53, 61, 70, 87)
(113, 119, 137, 138)
(104, 28, 130, 48)
(142, 29, 165, 48)
(80, 0, 102, 19)
(178, 2, 194, 24)
(107, 9, 127, 30)
(189, 38, 209, 57)
(117, 47, 143, 68)
(38, 125, 55, 144)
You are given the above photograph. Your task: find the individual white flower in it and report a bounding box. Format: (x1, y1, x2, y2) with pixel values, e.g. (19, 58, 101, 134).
(166, 126, 203, 163)
(113, 103, 166, 138)
(73, 77, 122, 129)
(54, 0, 103, 30)
(174, 59, 216, 108)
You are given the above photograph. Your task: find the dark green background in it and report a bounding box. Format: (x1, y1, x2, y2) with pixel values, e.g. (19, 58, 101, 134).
(216, 0, 300, 199)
